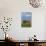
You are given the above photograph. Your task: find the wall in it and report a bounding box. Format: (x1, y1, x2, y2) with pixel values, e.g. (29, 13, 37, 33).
(44, 15, 46, 39)
(0, 0, 46, 40)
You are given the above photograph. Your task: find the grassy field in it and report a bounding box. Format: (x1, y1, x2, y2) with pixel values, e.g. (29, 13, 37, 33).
(21, 20, 31, 27)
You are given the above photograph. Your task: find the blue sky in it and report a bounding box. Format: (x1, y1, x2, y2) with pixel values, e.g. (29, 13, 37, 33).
(21, 12, 32, 21)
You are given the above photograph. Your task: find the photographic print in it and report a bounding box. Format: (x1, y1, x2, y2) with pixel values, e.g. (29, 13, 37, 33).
(21, 12, 32, 27)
